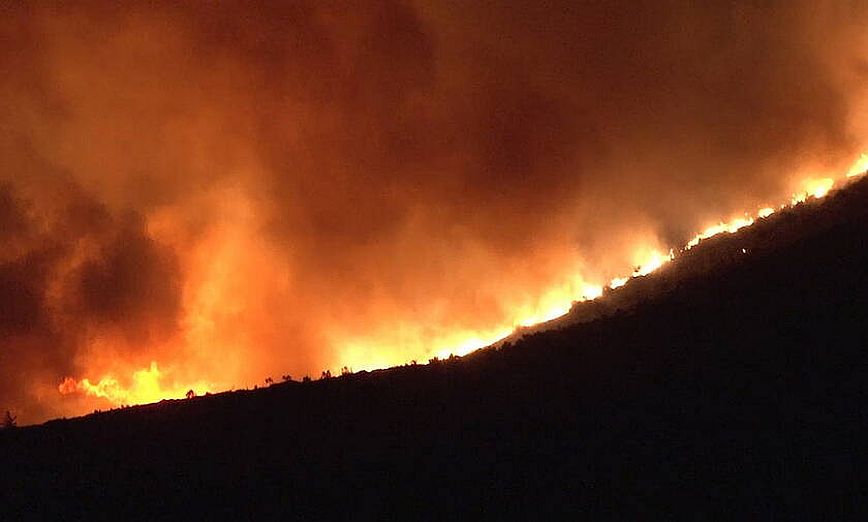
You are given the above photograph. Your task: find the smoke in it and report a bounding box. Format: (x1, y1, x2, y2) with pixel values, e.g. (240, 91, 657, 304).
(1, 0, 866, 423)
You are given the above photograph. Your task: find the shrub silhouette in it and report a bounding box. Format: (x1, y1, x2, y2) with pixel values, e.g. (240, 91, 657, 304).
(2, 411, 15, 429)
(320, 370, 332, 380)
(186, 389, 196, 399)
(265, 377, 274, 386)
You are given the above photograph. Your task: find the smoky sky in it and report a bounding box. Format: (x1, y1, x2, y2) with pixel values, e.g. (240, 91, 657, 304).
(2, 0, 866, 423)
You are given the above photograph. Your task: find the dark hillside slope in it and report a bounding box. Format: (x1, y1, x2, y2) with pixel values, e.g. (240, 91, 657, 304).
(3, 178, 868, 519)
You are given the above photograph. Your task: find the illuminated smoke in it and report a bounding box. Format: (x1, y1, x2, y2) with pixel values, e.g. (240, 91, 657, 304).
(1, 1, 867, 423)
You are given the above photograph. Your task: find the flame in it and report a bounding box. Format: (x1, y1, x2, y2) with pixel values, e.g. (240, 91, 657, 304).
(609, 276, 629, 289)
(333, 174, 846, 371)
(758, 207, 775, 219)
(57, 189, 257, 408)
(681, 153, 866, 255)
(632, 248, 674, 277)
(792, 177, 834, 204)
(686, 216, 754, 249)
(58, 152, 868, 411)
(846, 154, 868, 178)
(59, 361, 211, 405)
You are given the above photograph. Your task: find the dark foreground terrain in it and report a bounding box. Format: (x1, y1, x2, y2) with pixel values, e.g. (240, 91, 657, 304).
(3, 177, 868, 520)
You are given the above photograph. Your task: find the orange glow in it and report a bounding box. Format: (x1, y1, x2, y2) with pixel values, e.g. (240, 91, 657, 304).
(3, 3, 867, 427)
(758, 207, 775, 219)
(632, 248, 673, 277)
(680, 154, 866, 257)
(686, 216, 754, 249)
(55, 151, 868, 412)
(792, 178, 834, 204)
(847, 154, 868, 178)
(609, 276, 630, 289)
(59, 362, 211, 405)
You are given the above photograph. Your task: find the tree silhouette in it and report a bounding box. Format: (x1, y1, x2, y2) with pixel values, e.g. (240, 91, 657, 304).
(265, 377, 274, 386)
(2, 411, 15, 429)
(281, 374, 292, 382)
(186, 389, 196, 399)
(320, 370, 332, 380)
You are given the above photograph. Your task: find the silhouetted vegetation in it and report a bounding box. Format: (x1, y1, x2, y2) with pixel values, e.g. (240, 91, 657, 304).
(2, 411, 15, 429)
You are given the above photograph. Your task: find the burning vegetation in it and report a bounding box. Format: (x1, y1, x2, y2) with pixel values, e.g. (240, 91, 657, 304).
(2, 1, 867, 424)
(52, 152, 868, 415)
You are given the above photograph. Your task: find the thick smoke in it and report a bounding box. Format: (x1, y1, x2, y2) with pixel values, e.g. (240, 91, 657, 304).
(1, 1, 866, 423)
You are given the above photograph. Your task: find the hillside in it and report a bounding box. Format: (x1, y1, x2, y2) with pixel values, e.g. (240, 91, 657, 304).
(3, 176, 868, 519)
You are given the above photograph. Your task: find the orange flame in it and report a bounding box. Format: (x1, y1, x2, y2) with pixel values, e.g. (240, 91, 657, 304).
(846, 154, 868, 178)
(686, 217, 754, 249)
(59, 361, 211, 405)
(758, 207, 775, 219)
(792, 178, 834, 204)
(59, 152, 868, 410)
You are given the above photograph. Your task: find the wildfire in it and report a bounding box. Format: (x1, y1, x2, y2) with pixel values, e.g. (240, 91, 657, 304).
(758, 207, 775, 219)
(59, 361, 211, 405)
(686, 217, 754, 249)
(609, 276, 630, 289)
(58, 152, 868, 411)
(792, 178, 835, 204)
(389, 150, 863, 369)
(846, 154, 868, 178)
(682, 156, 865, 253)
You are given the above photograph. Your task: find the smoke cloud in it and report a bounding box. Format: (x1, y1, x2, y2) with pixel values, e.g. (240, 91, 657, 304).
(1, 1, 866, 423)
